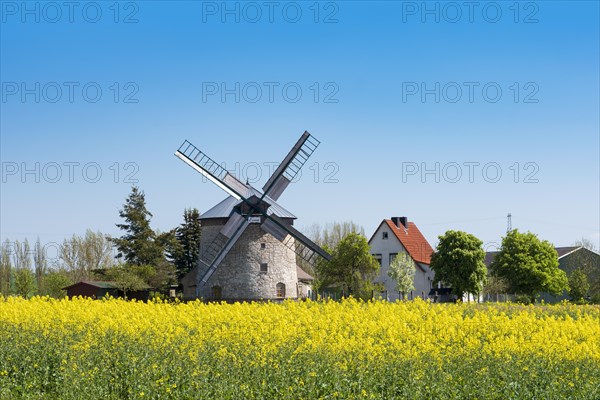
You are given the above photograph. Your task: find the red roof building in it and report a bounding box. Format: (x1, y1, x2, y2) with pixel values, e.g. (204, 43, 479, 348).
(368, 216, 435, 301)
(382, 219, 433, 264)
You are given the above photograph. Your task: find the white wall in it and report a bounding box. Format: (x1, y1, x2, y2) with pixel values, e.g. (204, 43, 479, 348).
(297, 281, 313, 299)
(414, 262, 435, 300)
(369, 222, 435, 301)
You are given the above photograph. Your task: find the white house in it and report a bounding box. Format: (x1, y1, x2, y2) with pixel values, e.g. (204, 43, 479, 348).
(369, 217, 435, 301)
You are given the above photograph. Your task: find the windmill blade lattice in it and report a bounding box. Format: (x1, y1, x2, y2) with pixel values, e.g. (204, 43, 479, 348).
(261, 214, 331, 263)
(196, 213, 250, 287)
(262, 131, 320, 201)
(176, 140, 249, 200)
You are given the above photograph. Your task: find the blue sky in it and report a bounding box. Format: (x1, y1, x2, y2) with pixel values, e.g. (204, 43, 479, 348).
(1, 0, 599, 255)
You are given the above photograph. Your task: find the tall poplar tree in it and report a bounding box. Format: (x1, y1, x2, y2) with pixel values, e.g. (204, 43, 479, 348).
(0, 240, 12, 296)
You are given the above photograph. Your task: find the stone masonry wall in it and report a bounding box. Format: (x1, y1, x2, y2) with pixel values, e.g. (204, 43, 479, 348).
(195, 220, 298, 300)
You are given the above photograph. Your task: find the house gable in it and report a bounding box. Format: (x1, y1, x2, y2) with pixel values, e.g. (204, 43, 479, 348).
(369, 220, 434, 265)
(368, 218, 435, 300)
(556, 247, 600, 277)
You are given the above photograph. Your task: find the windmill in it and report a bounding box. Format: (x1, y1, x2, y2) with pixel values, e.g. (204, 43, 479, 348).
(176, 131, 331, 301)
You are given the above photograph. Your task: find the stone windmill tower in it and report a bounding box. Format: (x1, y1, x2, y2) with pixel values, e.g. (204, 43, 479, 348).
(176, 132, 331, 301)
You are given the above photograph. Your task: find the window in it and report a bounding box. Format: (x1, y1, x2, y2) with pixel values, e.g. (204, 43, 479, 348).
(261, 243, 266, 250)
(373, 254, 382, 266)
(260, 263, 268, 273)
(389, 253, 398, 264)
(382, 232, 389, 240)
(276, 282, 286, 298)
(211, 286, 222, 300)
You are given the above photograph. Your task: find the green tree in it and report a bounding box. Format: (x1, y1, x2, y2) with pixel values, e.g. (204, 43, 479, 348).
(34, 238, 47, 294)
(387, 252, 415, 300)
(491, 230, 568, 302)
(568, 268, 590, 302)
(311, 244, 332, 294)
(430, 230, 487, 301)
(569, 238, 600, 300)
(169, 208, 202, 279)
(304, 221, 364, 277)
(41, 269, 73, 299)
(0, 240, 12, 296)
(483, 275, 509, 298)
(146, 259, 176, 291)
(106, 265, 148, 299)
(110, 187, 165, 266)
(12, 239, 32, 271)
(153, 231, 179, 290)
(120, 262, 174, 291)
(12, 239, 35, 297)
(13, 268, 35, 298)
(317, 233, 379, 300)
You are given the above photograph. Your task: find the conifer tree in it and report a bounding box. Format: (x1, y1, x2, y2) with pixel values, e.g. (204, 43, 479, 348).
(111, 187, 164, 266)
(169, 208, 202, 279)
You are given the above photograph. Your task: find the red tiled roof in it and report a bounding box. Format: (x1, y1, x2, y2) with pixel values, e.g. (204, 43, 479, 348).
(385, 220, 434, 265)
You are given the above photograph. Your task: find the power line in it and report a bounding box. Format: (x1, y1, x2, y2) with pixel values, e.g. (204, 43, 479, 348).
(420, 217, 504, 226)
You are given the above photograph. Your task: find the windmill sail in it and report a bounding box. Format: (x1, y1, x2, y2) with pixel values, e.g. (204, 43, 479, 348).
(262, 131, 320, 201)
(259, 131, 330, 263)
(261, 215, 331, 263)
(174, 141, 253, 290)
(175, 140, 248, 200)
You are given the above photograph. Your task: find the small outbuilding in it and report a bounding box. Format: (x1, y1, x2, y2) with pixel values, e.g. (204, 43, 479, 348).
(296, 266, 314, 299)
(62, 281, 150, 301)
